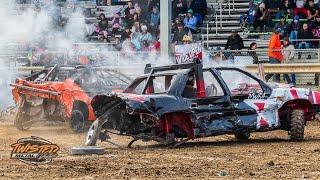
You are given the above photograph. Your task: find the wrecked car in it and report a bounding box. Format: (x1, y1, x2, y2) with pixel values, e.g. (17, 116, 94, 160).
(85, 60, 320, 147)
(11, 65, 131, 132)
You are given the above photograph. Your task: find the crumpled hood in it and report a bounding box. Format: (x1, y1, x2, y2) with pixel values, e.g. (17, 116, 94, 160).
(92, 92, 190, 118)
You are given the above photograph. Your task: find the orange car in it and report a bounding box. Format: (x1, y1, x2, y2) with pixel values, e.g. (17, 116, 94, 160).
(11, 65, 130, 132)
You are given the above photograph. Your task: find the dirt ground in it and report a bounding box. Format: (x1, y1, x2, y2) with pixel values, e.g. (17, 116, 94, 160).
(1, 118, 320, 179)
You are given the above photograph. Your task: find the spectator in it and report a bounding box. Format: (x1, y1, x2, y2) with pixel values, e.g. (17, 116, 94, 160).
(274, 16, 289, 37)
(187, 0, 207, 21)
(172, 22, 188, 47)
(183, 9, 198, 33)
(122, 33, 134, 52)
(294, 0, 308, 18)
(133, 21, 142, 33)
(249, 0, 261, 11)
(182, 34, 192, 44)
(125, 1, 135, 16)
(148, 0, 160, 13)
(247, 42, 259, 64)
(97, 31, 109, 43)
(289, 15, 301, 44)
(307, 0, 319, 21)
(90, 24, 101, 38)
(132, 0, 149, 16)
(140, 25, 153, 44)
(224, 30, 244, 50)
(131, 13, 141, 26)
(98, 13, 108, 31)
(211, 47, 227, 62)
(266, 29, 283, 83)
(253, 3, 269, 32)
(310, 15, 320, 29)
(172, 15, 186, 32)
(264, 0, 282, 19)
(121, 26, 131, 42)
(154, 37, 161, 52)
(96, 0, 107, 6)
(150, 6, 160, 35)
(114, 37, 122, 51)
(135, 4, 148, 23)
(242, 1, 258, 27)
(172, 0, 188, 19)
(310, 16, 320, 43)
(297, 23, 314, 59)
(281, 0, 295, 18)
(282, 37, 296, 84)
(131, 27, 142, 50)
(111, 12, 122, 35)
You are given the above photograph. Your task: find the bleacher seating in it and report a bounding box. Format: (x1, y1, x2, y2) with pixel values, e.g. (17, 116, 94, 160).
(202, 0, 254, 47)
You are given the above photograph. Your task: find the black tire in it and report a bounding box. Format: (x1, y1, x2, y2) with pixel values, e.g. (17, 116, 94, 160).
(69, 107, 89, 133)
(234, 131, 250, 141)
(85, 119, 102, 146)
(289, 109, 305, 141)
(14, 108, 32, 131)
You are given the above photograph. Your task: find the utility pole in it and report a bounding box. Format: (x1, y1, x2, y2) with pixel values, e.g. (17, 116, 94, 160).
(160, 0, 172, 62)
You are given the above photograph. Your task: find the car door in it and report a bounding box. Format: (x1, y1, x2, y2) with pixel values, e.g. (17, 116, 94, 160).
(183, 70, 237, 136)
(216, 68, 273, 128)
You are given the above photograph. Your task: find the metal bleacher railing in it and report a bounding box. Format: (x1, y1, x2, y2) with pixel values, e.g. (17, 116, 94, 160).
(206, 0, 235, 40)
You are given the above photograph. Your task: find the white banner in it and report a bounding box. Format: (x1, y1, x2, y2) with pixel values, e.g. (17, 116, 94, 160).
(174, 43, 202, 64)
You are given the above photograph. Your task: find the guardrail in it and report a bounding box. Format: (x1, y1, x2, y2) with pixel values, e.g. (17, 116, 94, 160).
(12, 63, 320, 86)
(207, 48, 320, 62)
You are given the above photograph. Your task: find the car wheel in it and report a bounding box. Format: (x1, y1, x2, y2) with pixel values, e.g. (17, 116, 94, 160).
(234, 131, 250, 141)
(14, 107, 32, 131)
(70, 108, 88, 133)
(289, 109, 305, 141)
(85, 119, 102, 146)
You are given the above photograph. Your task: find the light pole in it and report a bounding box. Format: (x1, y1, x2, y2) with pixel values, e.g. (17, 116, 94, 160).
(160, 0, 172, 62)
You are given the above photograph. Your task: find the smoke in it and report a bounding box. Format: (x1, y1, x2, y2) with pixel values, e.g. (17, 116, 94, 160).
(0, 1, 172, 111)
(0, 1, 89, 110)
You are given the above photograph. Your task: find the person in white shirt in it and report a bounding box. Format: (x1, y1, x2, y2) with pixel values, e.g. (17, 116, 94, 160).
(282, 38, 296, 85)
(294, 0, 308, 18)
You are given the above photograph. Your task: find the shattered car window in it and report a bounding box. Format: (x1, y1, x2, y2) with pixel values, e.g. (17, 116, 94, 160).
(203, 71, 224, 96)
(133, 79, 146, 94)
(128, 74, 178, 95)
(219, 69, 263, 95)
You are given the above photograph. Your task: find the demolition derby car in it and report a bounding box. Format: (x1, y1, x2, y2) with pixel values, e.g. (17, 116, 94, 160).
(11, 65, 131, 132)
(86, 60, 320, 147)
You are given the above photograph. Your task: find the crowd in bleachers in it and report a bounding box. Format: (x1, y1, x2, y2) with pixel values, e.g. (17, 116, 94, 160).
(15, 0, 209, 65)
(88, 0, 208, 52)
(88, 0, 161, 52)
(238, 0, 320, 84)
(243, 0, 320, 51)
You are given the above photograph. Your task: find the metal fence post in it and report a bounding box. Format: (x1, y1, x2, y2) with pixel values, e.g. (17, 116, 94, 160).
(317, 45, 320, 62)
(219, 1, 222, 29)
(258, 63, 265, 81)
(215, 14, 218, 35)
(228, 0, 230, 16)
(207, 22, 209, 48)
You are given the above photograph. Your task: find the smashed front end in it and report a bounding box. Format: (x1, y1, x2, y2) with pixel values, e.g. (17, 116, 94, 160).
(87, 88, 200, 148)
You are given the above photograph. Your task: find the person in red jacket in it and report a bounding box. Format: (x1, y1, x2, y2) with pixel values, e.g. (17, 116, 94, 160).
(266, 28, 283, 83)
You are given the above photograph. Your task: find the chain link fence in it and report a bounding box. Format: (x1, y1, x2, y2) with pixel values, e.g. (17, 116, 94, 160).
(205, 48, 320, 85)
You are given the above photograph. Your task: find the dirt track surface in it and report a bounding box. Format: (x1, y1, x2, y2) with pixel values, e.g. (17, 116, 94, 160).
(1, 120, 320, 179)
